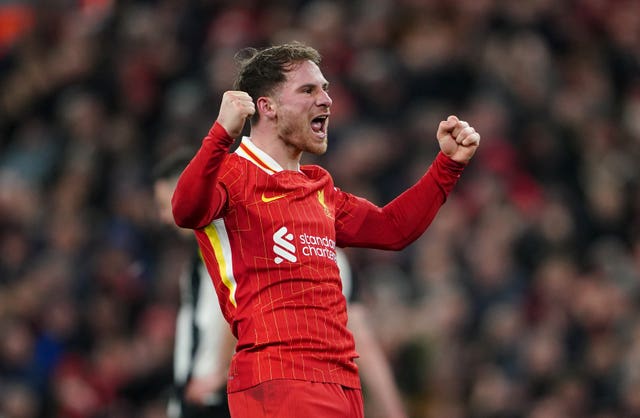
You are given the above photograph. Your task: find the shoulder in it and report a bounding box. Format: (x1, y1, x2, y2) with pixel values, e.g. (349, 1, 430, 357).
(300, 164, 332, 181)
(300, 165, 337, 194)
(219, 153, 247, 179)
(217, 154, 251, 199)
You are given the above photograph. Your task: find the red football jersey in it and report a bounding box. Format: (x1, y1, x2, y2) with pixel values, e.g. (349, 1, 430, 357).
(172, 122, 465, 392)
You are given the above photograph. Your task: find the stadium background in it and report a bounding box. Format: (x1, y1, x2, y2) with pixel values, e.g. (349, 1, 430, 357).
(0, 0, 639, 417)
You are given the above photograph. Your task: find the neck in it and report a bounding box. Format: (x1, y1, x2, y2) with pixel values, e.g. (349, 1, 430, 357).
(249, 126, 302, 171)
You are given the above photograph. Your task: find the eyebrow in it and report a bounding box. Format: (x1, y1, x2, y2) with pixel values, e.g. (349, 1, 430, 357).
(298, 82, 330, 91)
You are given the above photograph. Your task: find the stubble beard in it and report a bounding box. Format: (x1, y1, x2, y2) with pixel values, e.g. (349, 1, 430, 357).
(278, 118, 328, 156)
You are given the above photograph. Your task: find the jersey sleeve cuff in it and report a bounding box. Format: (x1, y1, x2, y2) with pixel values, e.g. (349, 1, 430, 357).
(435, 152, 466, 174)
(207, 121, 235, 147)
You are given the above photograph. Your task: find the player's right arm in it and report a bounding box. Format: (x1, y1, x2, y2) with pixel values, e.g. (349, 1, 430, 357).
(172, 91, 255, 229)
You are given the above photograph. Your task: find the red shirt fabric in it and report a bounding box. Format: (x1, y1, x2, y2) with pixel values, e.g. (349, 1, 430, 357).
(172, 122, 465, 392)
(228, 379, 364, 418)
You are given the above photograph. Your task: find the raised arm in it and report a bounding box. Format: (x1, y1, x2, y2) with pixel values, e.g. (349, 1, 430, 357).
(172, 91, 255, 229)
(336, 116, 480, 249)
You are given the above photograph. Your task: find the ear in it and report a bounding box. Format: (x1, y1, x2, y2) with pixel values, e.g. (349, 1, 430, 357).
(256, 96, 277, 120)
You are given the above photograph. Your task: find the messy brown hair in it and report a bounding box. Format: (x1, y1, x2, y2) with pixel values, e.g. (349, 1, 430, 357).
(233, 42, 322, 123)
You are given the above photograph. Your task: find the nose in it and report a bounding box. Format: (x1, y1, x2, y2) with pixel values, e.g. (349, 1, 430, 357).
(317, 89, 332, 107)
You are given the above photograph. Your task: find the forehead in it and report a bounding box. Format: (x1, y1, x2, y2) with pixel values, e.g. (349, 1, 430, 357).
(282, 60, 328, 88)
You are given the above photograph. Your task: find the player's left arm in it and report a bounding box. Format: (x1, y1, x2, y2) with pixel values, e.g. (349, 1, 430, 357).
(335, 116, 479, 249)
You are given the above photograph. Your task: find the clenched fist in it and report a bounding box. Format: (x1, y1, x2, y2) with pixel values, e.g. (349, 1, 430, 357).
(217, 91, 256, 138)
(436, 115, 481, 164)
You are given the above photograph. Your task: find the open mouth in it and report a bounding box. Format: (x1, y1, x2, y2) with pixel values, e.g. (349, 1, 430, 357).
(311, 115, 329, 136)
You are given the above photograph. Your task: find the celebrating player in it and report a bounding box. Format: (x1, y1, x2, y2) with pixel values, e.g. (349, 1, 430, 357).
(172, 42, 480, 418)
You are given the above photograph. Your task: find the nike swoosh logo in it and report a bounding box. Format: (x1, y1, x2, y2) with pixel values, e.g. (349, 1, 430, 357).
(261, 192, 287, 203)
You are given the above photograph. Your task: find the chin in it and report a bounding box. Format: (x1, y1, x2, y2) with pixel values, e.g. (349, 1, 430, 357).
(314, 146, 328, 156)
(308, 139, 328, 155)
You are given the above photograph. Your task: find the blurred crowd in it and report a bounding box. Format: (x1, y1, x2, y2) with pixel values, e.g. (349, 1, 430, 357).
(0, 0, 639, 417)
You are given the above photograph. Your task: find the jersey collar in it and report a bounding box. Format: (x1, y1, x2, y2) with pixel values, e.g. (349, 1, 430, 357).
(235, 137, 300, 175)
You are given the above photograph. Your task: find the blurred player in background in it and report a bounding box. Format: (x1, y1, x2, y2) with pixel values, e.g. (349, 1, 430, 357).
(153, 150, 235, 418)
(337, 249, 408, 418)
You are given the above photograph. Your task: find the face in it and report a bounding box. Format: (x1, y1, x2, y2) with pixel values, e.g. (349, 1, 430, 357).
(271, 60, 332, 155)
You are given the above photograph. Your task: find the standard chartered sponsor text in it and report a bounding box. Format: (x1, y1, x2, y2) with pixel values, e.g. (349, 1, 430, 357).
(299, 233, 337, 261)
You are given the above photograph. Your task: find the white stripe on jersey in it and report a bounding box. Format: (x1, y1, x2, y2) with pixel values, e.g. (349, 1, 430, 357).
(204, 219, 238, 307)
